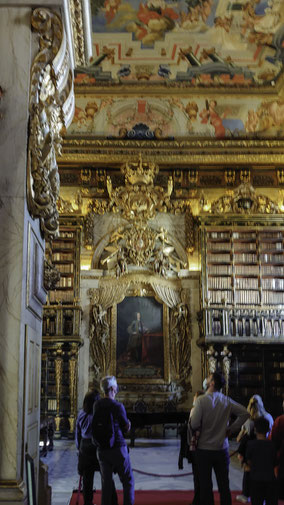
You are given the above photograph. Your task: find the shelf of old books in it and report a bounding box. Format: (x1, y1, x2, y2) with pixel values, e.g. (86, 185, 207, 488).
(204, 227, 284, 308)
(48, 228, 80, 304)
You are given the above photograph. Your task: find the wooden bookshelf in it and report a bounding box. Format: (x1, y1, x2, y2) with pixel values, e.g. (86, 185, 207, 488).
(47, 228, 81, 304)
(41, 221, 82, 439)
(203, 227, 284, 308)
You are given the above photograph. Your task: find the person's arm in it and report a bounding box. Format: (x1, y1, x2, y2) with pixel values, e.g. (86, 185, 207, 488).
(190, 397, 203, 431)
(117, 403, 131, 432)
(228, 400, 250, 436)
(75, 415, 81, 450)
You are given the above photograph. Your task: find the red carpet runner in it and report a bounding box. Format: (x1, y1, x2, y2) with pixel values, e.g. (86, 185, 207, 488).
(70, 489, 283, 505)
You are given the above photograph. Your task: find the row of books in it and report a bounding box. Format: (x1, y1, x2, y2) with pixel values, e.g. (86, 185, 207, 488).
(235, 278, 259, 289)
(52, 241, 75, 249)
(208, 278, 284, 290)
(259, 242, 283, 251)
(208, 265, 284, 276)
(208, 265, 233, 274)
(234, 291, 260, 304)
(207, 253, 231, 263)
(49, 291, 74, 303)
(262, 278, 284, 290)
(260, 254, 284, 263)
(262, 292, 284, 304)
(210, 291, 234, 304)
(209, 231, 284, 240)
(56, 264, 74, 273)
(208, 277, 232, 289)
(58, 277, 73, 288)
(59, 232, 75, 239)
(52, 252, 73, 262)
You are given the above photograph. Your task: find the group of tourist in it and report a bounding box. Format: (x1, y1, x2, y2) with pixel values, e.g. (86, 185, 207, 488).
(76, 372, 284, 505)
(188, 373, 284, 505)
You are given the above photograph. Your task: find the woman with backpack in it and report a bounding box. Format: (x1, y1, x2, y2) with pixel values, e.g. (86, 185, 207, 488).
(76, 390, 117, 505)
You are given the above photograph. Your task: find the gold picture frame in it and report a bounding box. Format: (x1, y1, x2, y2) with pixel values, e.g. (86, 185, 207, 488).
(110, 289, 170, 385)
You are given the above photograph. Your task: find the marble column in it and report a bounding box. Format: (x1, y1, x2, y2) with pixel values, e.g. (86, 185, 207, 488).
(0, 6, 47, 503)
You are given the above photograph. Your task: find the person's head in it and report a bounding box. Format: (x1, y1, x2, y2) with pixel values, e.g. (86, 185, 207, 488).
(254, 416, 270, 438)
(193, 390, 204, 406)
(83, 390, 100, 414)
(136, 312, 141, 321)
(247, 394, 265, 419)
(101, 375, 118, 399)
(207, 371, 225, 392)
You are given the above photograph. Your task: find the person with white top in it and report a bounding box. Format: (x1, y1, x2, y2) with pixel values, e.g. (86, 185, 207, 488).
(190, 371, 249, 505)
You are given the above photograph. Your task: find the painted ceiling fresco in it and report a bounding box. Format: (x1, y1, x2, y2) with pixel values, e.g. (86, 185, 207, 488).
(74, 0, 284, 87)
(68, 94, 284, 139)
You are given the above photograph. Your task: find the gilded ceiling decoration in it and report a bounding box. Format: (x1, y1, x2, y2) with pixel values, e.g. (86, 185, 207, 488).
(75, 0, 284, 88)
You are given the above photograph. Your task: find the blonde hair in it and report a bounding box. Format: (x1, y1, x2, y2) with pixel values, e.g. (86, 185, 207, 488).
(247, 394, 266, 420)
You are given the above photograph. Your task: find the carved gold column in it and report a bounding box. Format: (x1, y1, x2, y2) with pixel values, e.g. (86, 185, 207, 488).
(28, 8, 75, 239)
(68, 343, 79, 435)
(207, 345, 218, 374)
(221, 345, 232, 396)
(54, 344, 63, 434)
(169, 302, 191, 389)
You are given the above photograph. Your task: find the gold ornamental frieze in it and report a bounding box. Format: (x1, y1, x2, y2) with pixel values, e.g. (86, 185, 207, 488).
(209, 182, 281, 215)
(61, 138, 284, 165)
(28, 8, 75, 239)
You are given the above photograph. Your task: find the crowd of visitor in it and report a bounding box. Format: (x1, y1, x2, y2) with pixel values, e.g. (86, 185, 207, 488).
(75, 372, 284, 505)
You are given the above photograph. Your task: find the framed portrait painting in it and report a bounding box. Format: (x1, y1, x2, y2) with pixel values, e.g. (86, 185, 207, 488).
(111, 295, 169, 383)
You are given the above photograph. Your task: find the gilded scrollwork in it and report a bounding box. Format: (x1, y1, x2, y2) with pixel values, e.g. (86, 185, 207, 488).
(44, 259, 60, 291)
(210, 182, 281, 215)
(86, 154, 193, 231)
(28, 8, 75, 239)
(89, 303, 111, 382)
(221, 345, 232, 396)
(100, 224, 186, 277)
(68, 343, 79, 431)
(207, 345, 218, 374)
(54, 344, 63, 430)
(57, 192, 82, 214)
(169, 302, 191, 393)
(69, 0, 86, 66)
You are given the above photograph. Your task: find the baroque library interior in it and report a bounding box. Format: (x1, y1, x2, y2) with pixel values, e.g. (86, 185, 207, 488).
(1, 0, 284, 503)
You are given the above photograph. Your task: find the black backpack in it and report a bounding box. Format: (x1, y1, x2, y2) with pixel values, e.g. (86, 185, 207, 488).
(92, 407, 115, 450)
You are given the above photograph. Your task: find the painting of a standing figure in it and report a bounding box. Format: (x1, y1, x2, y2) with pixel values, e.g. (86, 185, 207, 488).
(116, 296, 164, 380)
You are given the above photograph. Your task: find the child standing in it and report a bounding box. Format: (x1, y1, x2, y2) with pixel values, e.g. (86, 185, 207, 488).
(246, 416, 278, 505)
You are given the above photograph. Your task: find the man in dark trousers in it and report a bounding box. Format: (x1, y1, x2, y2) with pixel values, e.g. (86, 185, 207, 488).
(190, 371, 249, 505)
(92, 376, 134, 505)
